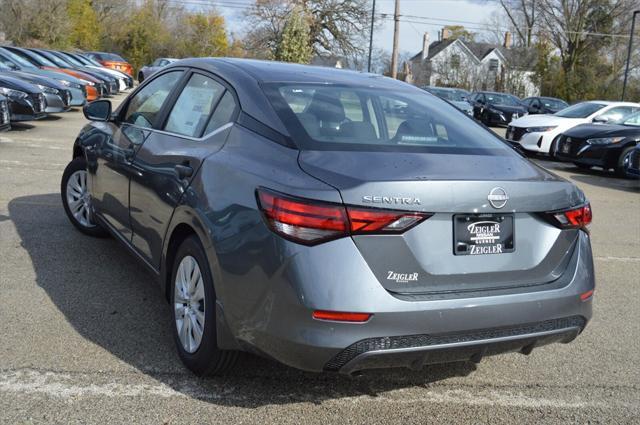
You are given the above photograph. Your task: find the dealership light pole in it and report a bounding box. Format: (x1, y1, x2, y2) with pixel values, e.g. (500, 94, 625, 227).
(367, 0, 376, 72)
(622, 10, 639, 101)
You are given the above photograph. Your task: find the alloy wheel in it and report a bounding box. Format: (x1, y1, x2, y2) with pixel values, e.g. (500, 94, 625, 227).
(174, 255, 206, 353)
(65, 169, 95, 228)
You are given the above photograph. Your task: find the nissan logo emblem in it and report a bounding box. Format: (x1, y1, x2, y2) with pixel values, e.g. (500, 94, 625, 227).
(488, 187, 509, 209)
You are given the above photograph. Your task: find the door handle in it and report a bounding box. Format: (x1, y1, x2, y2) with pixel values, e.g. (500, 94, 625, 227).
(175, 164, 194, 180)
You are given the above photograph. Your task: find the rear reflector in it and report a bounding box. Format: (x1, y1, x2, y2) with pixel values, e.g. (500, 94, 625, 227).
(257, 188, 431, 245)
(546, 203, 592, 230)
(312, 310, 372, 323)
(580, 289, 594, 301)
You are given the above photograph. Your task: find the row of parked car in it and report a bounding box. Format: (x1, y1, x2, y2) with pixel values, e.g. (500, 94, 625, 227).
(0, 46, 135, 131)
(424, 86, 640, 178)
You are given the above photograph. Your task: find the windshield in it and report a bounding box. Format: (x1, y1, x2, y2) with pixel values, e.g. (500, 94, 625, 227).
(428, 88, 468, 102)
(80, 54, 103, 67)
(485, 93, 521, 106)
(39, 51, 71, 67)
(621, 111, 640, 126)
(0, 61, 12, 71)
(541, 98, 568, 110)
(555, 102, 606, 118)
(59, 53, 84, 67)
(0, 49, 37, 69)
(27, 50, 60, 67)
(265, 83, 513, 155)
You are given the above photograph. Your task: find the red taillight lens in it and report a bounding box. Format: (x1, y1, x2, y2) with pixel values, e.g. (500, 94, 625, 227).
(312, 310, 372, 323)
(549, 203, 592, 229)
(257, 188, 431, 245)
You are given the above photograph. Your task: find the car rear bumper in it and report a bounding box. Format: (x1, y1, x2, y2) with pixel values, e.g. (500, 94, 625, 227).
(224, 231, 595, 373)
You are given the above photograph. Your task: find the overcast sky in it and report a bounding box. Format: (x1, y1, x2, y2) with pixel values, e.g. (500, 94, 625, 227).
(210, 0, 501, 56)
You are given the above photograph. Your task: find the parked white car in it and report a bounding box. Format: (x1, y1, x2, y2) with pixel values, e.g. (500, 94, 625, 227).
(506, 101, 640, 155)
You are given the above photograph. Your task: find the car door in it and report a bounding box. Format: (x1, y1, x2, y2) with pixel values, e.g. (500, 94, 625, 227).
(128, 70, 238, 268)
(91, 70, 184, 240)
(473, 94, 485, 119)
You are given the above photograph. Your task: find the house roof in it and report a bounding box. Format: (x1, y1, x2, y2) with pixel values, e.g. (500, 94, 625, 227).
(411, 38, 537, 70)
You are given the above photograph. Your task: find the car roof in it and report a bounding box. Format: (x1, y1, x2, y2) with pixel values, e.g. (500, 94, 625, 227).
(176, 58, 409, 89)
(579, 100, 640, 106)
(162, 57, 426, 139)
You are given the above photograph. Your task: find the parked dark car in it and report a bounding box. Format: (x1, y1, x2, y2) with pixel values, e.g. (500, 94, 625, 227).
(469, 91, 528, 126)
(61, 59, 594, 377)
(625, 144, 640, 178)
(0, 74, 46, 121)
(31, 49, 119, 96)
(0, 94, 10, 131)
(0, 47, 87, 106)
(555, 111, 640, 178)
(522, 97, 569, 115)
(2, 46, 102, 101)
(138, 58, 177, 83)
(422, 86, 473, 116)
(0, 62, 70, 113)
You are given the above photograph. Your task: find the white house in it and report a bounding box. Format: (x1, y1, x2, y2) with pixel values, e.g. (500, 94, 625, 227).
(409, 29, 539, 97)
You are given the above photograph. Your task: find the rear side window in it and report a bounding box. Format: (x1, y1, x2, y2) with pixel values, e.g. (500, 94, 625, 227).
(265, 83, 512, 154)
(204, 91, 237, 135)
(164, 73, 225, 137)
(124, 71, 183, 128)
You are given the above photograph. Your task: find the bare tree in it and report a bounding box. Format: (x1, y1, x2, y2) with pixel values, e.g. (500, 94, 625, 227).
(497, 0, 537, 47)
(245, 0, 372, 60)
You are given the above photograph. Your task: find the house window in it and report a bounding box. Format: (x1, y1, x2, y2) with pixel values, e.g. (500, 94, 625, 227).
(450, 54, 460, 69)
(489, 59, 499, 71)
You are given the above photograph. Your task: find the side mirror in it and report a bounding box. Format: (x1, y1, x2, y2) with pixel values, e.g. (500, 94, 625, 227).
(83, 99, 112, 122)
(592, 116, 608, 124)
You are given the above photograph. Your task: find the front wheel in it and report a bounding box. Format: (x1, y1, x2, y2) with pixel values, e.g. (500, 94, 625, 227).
(616, 146, 636, 178)
(138, 72, 144, 83)
(61, 157, 108, 237)
(171, 235, 238, 376)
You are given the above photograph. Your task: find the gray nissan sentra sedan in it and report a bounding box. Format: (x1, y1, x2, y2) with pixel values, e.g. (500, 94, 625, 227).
(61, 58, 595, 376)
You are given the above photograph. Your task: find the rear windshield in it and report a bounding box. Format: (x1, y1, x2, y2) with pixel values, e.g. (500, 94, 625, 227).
(98, 52, 126, 62)
(541, 97, 568, 109)
(264, 83, 513, 154)
(484, 93, 521, 106)
(555, 102, 605, 118)
(427, 88, 467, 102)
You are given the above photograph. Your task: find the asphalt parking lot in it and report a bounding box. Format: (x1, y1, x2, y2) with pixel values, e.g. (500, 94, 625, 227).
(0, 95, 639, 424)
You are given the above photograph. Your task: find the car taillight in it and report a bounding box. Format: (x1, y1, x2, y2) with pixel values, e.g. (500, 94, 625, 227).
(256, 188, 431, 245)
(546, 203, 592, 230)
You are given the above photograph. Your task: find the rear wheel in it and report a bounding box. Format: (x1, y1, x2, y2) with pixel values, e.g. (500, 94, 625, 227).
(616, 146, 635, 178)
(138, 72, 144, 83)
(170, 235, 237, 376)
(61, 157, 108, 237)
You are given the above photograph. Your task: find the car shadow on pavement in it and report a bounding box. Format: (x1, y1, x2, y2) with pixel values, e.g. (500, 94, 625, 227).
(8, 193, 477, 407)
(569, 172, 640, 193)
(7, 123, 35, 132)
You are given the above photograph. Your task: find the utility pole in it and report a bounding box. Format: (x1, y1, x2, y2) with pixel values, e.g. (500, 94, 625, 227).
(367, 0, 376, 72)
(622, 10, 639, 101)
(390, 0, 400, 79)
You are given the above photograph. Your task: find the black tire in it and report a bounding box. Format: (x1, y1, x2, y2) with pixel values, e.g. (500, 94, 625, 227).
(170, 235, 237, 376)
(138, 72, 144, 83)
(482, 110, 491, 126)
(61, 157, 108, 237)
(616, 146, 636, 178)
(574, 163, 592, 170)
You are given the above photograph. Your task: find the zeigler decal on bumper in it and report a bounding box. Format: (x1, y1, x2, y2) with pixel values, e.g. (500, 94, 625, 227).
(387, 271, 419, 283)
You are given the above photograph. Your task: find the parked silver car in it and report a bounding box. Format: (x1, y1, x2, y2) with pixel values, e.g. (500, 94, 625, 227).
(137, 58, 177, 83)
(62, 59, 595, 376)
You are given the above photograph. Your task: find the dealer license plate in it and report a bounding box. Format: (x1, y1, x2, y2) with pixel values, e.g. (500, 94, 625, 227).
(454, 214, 515, 255)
